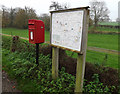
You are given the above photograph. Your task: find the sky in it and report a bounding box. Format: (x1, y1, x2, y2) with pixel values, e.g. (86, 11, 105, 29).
(0, 0, 119, 21)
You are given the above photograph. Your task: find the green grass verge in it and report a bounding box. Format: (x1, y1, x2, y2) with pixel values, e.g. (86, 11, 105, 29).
(66, 50, 118, 69)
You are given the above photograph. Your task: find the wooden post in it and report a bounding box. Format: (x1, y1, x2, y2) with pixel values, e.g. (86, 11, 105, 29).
(75, 9, 89, 93)
(52, 47, 59, 79)
(75, 53, 86, 92)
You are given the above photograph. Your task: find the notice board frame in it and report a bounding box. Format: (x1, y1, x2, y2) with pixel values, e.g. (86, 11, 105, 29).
(50, 6, 89, 54)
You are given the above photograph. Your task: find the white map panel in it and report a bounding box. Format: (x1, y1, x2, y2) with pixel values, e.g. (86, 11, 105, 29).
(51, 10, 84, 51)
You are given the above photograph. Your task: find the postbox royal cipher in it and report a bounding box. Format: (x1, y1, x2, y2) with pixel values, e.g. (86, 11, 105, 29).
(28, 19, 45, 44)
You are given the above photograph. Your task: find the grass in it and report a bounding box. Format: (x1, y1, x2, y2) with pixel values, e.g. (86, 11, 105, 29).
(86, 51, 118, 69)
(66, 50, 118, 69)
(96, 27, 118, 32)
(2, 35, 118, 69)
(88, 34, 118, 51)
(89, 26, 118, 32)
(2, 28, 29, 38)
(98, 22, 118, 26)
(2, 28, 118, 69)
(2, 28, 50, 42)
(2, 28, 118, 51)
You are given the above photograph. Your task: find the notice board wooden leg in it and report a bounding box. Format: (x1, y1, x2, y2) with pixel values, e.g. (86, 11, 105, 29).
(75, 53, 86, 93)
(52, 47, 59, 79)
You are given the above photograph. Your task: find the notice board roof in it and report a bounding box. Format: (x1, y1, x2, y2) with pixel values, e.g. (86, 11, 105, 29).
(50, 6, 90, 13)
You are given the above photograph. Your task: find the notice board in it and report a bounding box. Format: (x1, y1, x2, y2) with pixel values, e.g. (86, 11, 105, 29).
(50, 8, 86, 52)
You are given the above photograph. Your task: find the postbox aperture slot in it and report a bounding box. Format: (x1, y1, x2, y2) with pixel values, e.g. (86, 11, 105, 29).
(28, 23, 34, 25)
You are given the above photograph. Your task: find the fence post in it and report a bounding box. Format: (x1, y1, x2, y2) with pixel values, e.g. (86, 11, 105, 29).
(75, 9, 89, 93)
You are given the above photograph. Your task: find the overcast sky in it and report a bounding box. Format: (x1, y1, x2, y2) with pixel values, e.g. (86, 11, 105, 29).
(0, 0, 119, 21)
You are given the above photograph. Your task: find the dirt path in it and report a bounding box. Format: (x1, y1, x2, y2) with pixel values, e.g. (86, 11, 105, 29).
(2, 70, 21, 93)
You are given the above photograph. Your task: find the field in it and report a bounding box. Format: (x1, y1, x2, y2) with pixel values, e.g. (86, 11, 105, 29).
(88, 34, 118, 51)
(2, 28, 118, 69)
(2, 28, 50, 41)
(2, 28, 118, 51)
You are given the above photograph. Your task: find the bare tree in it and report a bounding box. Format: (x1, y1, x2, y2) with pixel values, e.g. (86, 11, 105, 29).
(39, 14, 50, 31)
(61, 3, 70, 9)
(1, 5, 10, 28)
(9, 7, 16, 27)
(49, 1, 69, 10)
(90, 0, 110, 27)
(49, 1, 61, 10)
(14, 7, 38, 29)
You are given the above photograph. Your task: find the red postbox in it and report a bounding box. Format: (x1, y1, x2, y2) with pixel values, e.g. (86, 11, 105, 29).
(28, 19, 45, 44)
